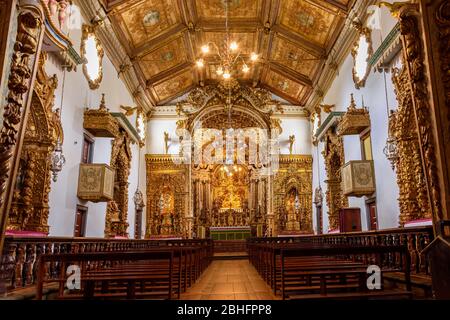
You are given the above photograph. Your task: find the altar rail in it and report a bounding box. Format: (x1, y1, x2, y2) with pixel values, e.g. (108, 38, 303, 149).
(0, 237, 212, 293)
(248, 226, 434, 275)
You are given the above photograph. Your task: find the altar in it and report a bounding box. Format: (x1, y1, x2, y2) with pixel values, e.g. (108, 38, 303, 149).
(209, 226, 251, 240)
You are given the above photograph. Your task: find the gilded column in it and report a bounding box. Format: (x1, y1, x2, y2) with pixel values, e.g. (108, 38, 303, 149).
(0, 0, 46, 252)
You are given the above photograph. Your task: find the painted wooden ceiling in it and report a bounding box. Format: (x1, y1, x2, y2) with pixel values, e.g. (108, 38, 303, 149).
(102, 0, 353, 106)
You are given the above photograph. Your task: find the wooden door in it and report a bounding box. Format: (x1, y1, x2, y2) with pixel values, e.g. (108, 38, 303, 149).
(74, 206, 87, 237)
(316, 205, 323, 234)
(368, 202, 378, 230)
(134, 209, 142, 239)
(339, 208, 361, 232)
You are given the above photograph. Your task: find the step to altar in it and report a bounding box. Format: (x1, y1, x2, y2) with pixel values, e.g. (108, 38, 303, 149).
(213, 252, 249, 260)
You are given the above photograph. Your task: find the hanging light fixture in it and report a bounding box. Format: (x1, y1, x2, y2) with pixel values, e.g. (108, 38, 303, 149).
(195, 0, 259, 80)
(50, 138, 66, 182)
(378, 27, 398, 171)
(383, 137, 398, 170)
(383, 110, 399, 170)
(50, 6, 74, 182)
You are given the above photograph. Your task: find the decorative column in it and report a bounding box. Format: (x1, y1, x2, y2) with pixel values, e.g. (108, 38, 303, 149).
(0, 0, 46, 252)
(323, 130, 348, 231)
(391, 67, 431, 225)
(386, 3, 447, 233)
(382, 1, 450, 298)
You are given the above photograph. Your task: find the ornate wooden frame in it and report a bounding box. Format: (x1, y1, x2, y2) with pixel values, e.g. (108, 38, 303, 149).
(273, 155, 313, 234)
(351, 20, 373, 89)
(80, 24, 104, 90)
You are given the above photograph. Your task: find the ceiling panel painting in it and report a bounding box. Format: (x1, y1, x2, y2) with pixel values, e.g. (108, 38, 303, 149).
(279, 0, 340, 47)
(265, 69, 307, 101)
(195, 0, 261, 19)
(270, 35, 320, 78)
(140, 37, 189, 79)
(153, 69, 194, 102)
(103, 0, 355, 106)
(116, 0, 181, 49)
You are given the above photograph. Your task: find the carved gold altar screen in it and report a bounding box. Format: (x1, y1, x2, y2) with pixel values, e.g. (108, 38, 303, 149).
(7, 53, 63, 233)
(145, 155, 189, 237)
(145, 82, 313, 238)
(274, 155, 313, 234)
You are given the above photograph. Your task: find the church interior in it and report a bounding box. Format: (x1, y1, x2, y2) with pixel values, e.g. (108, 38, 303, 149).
(0, 0, 449, 302)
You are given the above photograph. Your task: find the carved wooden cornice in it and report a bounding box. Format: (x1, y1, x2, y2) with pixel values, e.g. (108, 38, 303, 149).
(278, 155, 313, 166)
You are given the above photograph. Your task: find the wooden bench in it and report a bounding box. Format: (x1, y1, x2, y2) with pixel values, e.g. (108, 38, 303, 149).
(279, 245, 412, 300)
(35, 243, 211, 300)
(248, 240, 412, 300)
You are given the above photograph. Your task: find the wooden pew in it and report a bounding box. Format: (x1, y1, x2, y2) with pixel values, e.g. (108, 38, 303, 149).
(36, 250, 176, 300)
(278, 244, 412, 300)
(35, 241, 212, 300)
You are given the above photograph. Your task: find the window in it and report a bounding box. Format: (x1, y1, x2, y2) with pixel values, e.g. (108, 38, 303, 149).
(351, 21, 373, 89)
(362, 134, 373, 160)
(81, 133, 94, 163)
(81, 24, 104, 90)
(360, 128, 373, 161)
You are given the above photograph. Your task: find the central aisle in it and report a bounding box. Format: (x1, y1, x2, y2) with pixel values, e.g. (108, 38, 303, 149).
(181, 260, 279, 300)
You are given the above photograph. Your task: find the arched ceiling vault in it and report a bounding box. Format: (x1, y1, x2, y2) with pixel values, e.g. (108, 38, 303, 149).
(101, 0, 355, 107)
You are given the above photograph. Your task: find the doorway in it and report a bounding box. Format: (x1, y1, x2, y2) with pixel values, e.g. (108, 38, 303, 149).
(366, 199, 378, 230)
(74, 205, 88, 237)
(316, 205, 323, 234)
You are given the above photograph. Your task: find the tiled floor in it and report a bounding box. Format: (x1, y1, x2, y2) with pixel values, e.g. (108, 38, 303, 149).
(181, 260, 279, 300)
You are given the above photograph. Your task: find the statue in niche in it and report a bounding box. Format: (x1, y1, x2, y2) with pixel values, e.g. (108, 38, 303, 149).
(227, 210, 234, 226)
(285, 188, 301, 231)
(164, 132, 170, 154)
(289, 135, 295, 155)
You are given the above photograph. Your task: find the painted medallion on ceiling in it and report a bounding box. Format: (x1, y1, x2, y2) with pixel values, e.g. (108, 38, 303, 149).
(140, 36, 189, 79)
(270, 35, 318, 78)
(279, 0, 340, 47)
(117, 0, 181, 49)
(153, 69, 193, 102)
(195, 0, 261, 19)
(265, 70, 307, 101)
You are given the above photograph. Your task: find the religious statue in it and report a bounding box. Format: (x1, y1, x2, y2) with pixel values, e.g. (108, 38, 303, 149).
(289, 135, 295, 155)
(285, 189, 301, 231)
(164, 131, 170, 154)
(227, 210, 234, 226)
